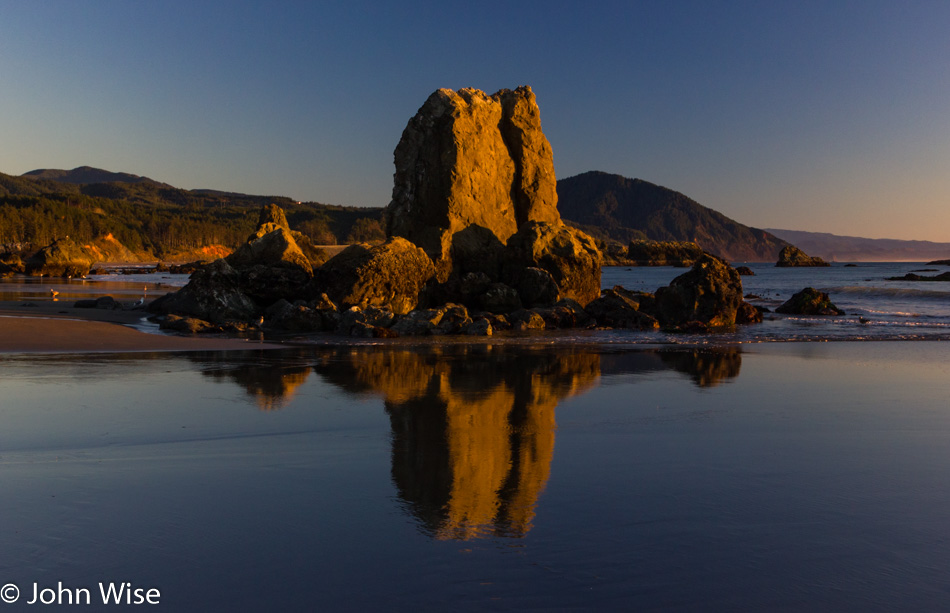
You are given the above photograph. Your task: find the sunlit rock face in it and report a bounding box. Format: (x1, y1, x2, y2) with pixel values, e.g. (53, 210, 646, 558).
(386, 86, 561, 279)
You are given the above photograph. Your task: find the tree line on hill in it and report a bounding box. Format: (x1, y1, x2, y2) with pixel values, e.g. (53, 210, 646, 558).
(0, 171, 385, 259)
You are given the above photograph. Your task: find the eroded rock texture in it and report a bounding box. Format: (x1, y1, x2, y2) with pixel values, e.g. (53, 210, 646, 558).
(386, 86, 561, 278)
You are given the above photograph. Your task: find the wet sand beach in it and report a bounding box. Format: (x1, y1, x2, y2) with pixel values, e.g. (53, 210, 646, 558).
(0, 301, 279, 353)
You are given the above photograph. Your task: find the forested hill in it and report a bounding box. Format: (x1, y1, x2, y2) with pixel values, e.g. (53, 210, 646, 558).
(557, 171, 790, 262)
(22, 166, 171, 186)
(0, 168, 384, 259)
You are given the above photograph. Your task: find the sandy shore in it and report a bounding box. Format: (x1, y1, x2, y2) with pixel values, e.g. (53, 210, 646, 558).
(0, 301, 281, 353)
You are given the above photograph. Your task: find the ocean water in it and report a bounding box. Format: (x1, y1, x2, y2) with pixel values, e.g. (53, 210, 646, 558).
(2, 342, 950, 611)
(603, 261, 950, 342)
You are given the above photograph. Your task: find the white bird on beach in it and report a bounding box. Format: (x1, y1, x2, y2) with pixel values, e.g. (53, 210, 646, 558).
(257, 315, 265, 328)
(49, 288, 59, 300)
(135, 286, 147, 307)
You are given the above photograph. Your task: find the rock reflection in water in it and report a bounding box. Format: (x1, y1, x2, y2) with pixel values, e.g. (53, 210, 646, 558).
(190, 345, 741, 539)
(314, 346, 600, 540)
(192, 350, 313, 411)
(658, 348, 742, 388)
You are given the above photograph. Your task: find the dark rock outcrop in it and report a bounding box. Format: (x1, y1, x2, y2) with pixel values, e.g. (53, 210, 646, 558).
(776, 245, 830, 267)
(159, 314, 220, 334)
(625, 240, 705, 266)
(584, 287, 659, 330)
(312, 237, 436, 315)
(886, 272, 950, 282)
(73, 296, 118, 310)
(516, 267, 560, 308)
(265, 299, 333, 332)
(0, 252, 23, 277)
(479, 283, 522, 314)
(150, 204, 317, 323)
(776, 288, 844, 315)
(23, 238, 95, 277)
(735, 301, 764, 324)
(735, 266, 755, 276)
(149, 259, 259, 323)
(503, 221, 602, 306)
(654, 255, 744, 328)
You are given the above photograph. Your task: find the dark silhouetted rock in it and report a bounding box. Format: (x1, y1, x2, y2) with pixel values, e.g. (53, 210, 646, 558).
(515, 266, 560, 308)
(504, 221, 602, 306)
(585, 287, 659, 330)
(480, 312, 511, 331)
(479, 282, 522, 314)
(654, 255, 743, 328)
(336, 305, 397, 337)
(312, 237, 435, 315)
(776, 288, 844, 315)
(437, 304, 472, 334)
(626, 240, 704, 266)
(24, 238, 95, 277)
(386, 86, 560, 275)
(0, 252, 24, 277)
(168, 260, 209, 275)
(555, 298, 594, 328)
(735, 266, 755, 276)
(510, 309, 547, 331)
(73, 295, 118, 310)
(530, 305, 578, 329)
(735, 301, 763, 324)
(886, 272, 950, 281)
(465, 318, 492, 336)
(776, 245, 830, 267)
(390, 308, 445, 336)
(159, 314, 218, 334)
(266, 299, 329, 332)
(148, 259, 259, 323)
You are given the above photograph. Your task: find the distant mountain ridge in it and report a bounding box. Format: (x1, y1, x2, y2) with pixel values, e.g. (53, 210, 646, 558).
(557, 171, 790, 262)
(22, 166, 171, 187)
(766, 229, 950, 262)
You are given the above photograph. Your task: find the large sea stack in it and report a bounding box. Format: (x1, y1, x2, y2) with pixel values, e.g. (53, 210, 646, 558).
(387, 86, 560, 271)
(384, 85, 600, 304)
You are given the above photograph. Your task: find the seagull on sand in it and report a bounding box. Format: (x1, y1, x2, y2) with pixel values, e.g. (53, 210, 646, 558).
(49, 288, 59, 300)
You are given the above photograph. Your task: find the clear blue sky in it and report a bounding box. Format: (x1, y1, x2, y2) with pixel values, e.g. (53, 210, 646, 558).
(2, 1, 949, 241)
